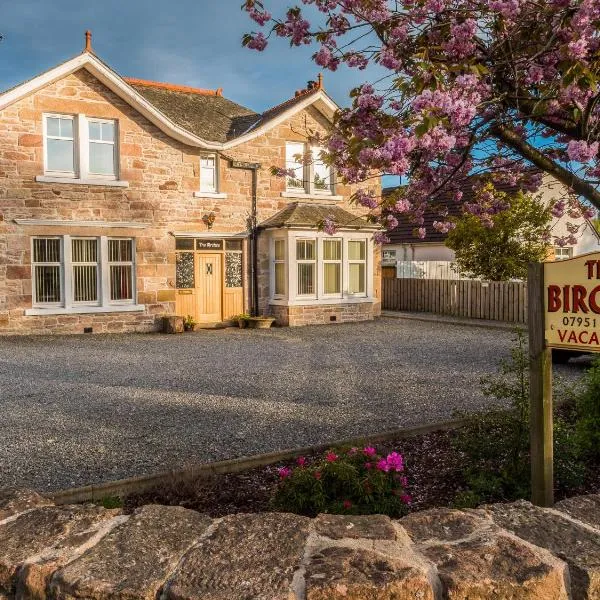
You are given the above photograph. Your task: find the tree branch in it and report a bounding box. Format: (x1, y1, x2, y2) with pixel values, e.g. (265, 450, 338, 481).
(490, 123, 600, 208)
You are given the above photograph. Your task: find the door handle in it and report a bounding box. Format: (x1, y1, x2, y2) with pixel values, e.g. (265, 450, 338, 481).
(206, 264, 213, 275)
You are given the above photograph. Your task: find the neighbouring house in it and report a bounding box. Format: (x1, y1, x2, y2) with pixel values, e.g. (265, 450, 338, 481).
(382, 174, 600, 277)
(0, 33, 382, 335)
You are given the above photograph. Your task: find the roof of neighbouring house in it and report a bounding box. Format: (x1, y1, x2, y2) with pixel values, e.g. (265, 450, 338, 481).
(384, 179, 530, 245)
(258, 202, 379, 230)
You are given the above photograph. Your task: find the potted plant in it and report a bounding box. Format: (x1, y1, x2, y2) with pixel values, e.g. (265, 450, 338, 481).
(235, 313, 251, 328)
(183, 314, 197, 332)
(248, 315, 276, 329)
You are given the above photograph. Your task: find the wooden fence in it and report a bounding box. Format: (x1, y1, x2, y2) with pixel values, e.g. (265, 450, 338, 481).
(382, 278, 528, 324)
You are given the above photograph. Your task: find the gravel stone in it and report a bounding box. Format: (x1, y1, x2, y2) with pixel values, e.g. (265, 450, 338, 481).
(0, 318, 581, 491)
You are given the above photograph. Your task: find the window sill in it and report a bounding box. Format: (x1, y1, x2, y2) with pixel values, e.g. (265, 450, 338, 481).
(193, 191, 228, 199)
(281, 192, 343, 201)
(25, 304, 145, 316)
(270, 297, 374, 307)
(36, 176, 129, 188)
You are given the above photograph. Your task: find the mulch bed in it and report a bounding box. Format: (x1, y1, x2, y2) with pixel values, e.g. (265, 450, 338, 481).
(123, 424, 600, 517)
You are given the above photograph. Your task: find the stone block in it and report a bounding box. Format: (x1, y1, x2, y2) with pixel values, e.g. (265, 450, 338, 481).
(49, 505, 211, 600)
(481, 500, 600, 599)
(0, 505, 120, 598)
(162, 315, 184, 334)
(314, 514, 397, 541)
(157, 289, 176, 302)
(554, 494, 600, 530)
(401, 507, 570, 600)
(164, 512, 311, 600)
(0, 489, 52, 522)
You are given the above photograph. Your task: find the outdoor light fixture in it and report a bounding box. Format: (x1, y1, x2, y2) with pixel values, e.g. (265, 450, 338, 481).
(203, 212, 216, 229)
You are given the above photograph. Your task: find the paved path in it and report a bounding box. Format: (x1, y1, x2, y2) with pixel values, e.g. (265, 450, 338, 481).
(0, 318, 582, 491)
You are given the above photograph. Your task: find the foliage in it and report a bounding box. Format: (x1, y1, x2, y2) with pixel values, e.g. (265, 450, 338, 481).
(183, 315, 197, 331)
(452, 329, 585, 508)
(243, 0, 599, 242)
(234, 313, 251, 322)
(271, 447, 411, 517)
(575, 358, 600, 462)
(99, 495, 123, 509)
(445, 188, 552, 280)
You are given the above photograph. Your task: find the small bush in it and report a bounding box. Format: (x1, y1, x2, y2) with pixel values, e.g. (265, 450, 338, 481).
(99, 495, 123, 509)
(452, 329, 585, 506)
(575, 358, 600, 461)
(270, 447, 411, 517)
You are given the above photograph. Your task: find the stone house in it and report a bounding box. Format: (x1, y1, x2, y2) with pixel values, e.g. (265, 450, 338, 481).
(0, 34, 381, 335)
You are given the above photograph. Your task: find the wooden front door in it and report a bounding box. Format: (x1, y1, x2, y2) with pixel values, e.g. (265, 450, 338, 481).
(196, 253, 222, 322)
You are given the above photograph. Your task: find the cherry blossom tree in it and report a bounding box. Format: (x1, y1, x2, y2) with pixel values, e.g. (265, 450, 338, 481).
(242, 0, 599, 242)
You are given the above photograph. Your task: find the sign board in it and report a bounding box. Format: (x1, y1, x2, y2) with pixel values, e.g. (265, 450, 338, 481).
(231, 160, 260, 170)
(196, 239, 223, 251)
(545, 252, 600, 352)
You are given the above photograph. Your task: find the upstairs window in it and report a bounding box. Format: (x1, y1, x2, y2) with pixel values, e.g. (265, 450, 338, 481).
(554, 247, 573, 260)
(43, 114, 119, 180)
(45, 116, 75, 175)
(89, 119, 116, 176)
(200, 154, 218, 193)
(285, 142, 334, 195)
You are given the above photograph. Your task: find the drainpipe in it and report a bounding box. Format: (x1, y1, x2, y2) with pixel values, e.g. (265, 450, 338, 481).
(227, 158, 261, 317)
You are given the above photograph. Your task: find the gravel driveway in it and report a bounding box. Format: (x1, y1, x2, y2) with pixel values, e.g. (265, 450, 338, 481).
(0, 317, 582, 491)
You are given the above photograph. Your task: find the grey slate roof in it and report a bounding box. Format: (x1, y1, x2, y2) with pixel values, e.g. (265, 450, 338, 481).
(258, 202, 378, 230)
(128, 84, 261, 143)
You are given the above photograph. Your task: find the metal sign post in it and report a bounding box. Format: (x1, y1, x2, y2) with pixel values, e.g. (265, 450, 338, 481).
(529, 252, 600, 506)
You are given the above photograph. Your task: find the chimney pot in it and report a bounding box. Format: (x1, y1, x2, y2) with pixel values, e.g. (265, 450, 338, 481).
(85, 30, 93, 53)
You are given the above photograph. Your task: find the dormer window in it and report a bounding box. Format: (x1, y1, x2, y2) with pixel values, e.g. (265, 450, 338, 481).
(285, 142, 334, 196)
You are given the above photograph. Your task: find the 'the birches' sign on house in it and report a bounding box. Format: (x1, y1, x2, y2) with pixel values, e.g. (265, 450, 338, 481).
(545, 252, 600, 351)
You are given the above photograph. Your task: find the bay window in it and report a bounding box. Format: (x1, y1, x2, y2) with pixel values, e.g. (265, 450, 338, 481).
(270, 233, 372, 303)
(285, 142, 334, 195)
(296, 239, 316, 296)
(323, 239, 342, 295)
(29, 236, 138, 314)
(348, 241, 367, 294)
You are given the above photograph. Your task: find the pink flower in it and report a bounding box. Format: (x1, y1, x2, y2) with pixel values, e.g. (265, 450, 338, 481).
(363, 446, 377, 457)
(385, 452, 405, 473)
(326, 451, 338, 462)
(278, 467, 292, 479)
(376, 459, 390, 472)
(400, 494, 412, 505)
(567, 140, 599, 163)
(364, 462, 372, 470)
(296, 456, 307, 467)
(343, 500, 352, 510)
(314, 471, 322, 480)
(348, 447, 358, 455)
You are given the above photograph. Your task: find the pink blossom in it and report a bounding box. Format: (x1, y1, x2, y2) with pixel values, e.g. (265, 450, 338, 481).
(314, 471, 322, 480)
(326, 451, 338, 462)
(296, 456, 307, 467)
(400, 494, 412, 505)
(278, 466, 292, 479)
(343, 499, 353, 509)
(246, 32, 268, 51)
(364, 461, 372, 470)
(567, 140, 599, 163)
(376, 459, 389, 472)
(322, 216, 338, 235)
(363, 446, 377, 457)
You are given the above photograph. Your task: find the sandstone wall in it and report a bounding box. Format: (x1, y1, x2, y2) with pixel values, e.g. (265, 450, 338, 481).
(1, 488, 599, 599)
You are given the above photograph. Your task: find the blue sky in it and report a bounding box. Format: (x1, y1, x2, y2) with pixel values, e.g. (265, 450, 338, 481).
(1, 0, 377, 112)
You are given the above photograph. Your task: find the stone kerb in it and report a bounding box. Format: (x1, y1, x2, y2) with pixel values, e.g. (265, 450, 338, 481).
(0, 488, 599, 599)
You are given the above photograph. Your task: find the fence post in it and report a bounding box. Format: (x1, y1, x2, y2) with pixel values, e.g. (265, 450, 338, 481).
(527, 262, 553, 507)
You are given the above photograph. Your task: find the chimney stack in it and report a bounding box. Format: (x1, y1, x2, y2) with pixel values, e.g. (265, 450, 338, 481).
(84, 30, 93, 53)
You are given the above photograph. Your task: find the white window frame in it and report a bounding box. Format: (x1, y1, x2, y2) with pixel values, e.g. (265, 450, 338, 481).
(32, 237, 63, 307)
(43, 114, 77, 178)
(272, 238, 287, 298)
(322, 238, 343, 298)
(269, 231, 374, 305)
(200, 153, 218, 193)
(87, 117, 118, 179)
(347, 239, 368, 297)
(554, 247, 573, 260)
(107, 238, 136, 305)
(40, 114, 125, 186)
(285, 142, 335, 196)
(71, 237, 100, 306)
(27, 235, 142, 315)
(296, 238, 318, 298)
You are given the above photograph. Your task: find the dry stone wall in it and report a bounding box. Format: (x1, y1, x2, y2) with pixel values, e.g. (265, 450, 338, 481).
(1, 488, 599, 599)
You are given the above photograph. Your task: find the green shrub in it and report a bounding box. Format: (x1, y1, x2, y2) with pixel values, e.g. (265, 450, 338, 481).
(452, 329, 585, 506)
(270, 448, 411, 517)
(575, 358, 600, 461)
